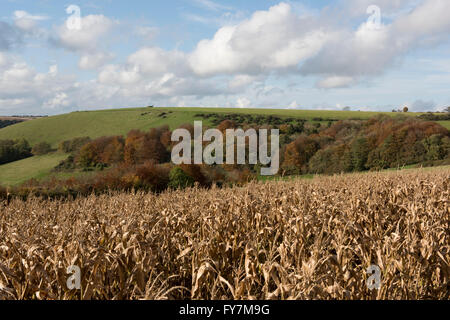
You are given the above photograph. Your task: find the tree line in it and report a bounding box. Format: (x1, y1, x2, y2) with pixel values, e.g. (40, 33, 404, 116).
(1, 115, 449, 200)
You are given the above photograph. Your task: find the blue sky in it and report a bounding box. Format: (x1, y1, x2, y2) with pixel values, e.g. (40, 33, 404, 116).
(0, 0, 449, 115)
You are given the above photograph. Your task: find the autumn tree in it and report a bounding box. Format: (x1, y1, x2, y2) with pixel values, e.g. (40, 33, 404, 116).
(124, 129, 170, 166)
(282, 136, 320, 174)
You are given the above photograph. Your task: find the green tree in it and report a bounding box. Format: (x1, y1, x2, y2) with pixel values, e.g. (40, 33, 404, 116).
(351, 137, 369, 171)
(0, 139, 32, 165)
(168, 167, 195, 189)
(422, 134, 447, 161)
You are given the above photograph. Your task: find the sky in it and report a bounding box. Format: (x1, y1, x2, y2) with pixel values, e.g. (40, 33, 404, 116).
(0, 0, 449, 115)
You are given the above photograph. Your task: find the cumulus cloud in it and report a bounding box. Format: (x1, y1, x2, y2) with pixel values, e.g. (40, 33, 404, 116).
(79, 52, 114, 70)
(189, 3, 328, 76)
(0, 55, 77, 113)
(44, 92, 70, 109)
(301, 0, 450, 85)
(187, 0, 450, 90)
(51, 15, 116, 70)
(53, 15, 114, 52)
(128, 47, 188, 76)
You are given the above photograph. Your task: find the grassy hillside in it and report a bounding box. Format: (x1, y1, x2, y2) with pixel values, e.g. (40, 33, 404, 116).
(439, 120, 450, 129)
(0, 153, 67, 186)
(0, 107, 427, 148)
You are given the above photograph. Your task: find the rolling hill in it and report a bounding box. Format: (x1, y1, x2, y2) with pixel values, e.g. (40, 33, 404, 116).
(0, 107, 434, 148)
(0, 107, 448, 186)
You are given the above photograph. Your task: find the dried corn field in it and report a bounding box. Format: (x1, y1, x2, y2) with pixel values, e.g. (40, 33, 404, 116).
(0, 168, 449, 300)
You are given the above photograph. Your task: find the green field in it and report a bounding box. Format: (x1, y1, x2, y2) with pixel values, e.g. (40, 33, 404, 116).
(0, 107, 430, 148)
(0, 153, 68, 186)
(439, 120, 450, 130)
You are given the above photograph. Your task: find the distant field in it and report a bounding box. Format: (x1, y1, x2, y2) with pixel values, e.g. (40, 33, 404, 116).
(0, 153, 67, 186)
(0, 116, 36, 121)
(0, 107, 426, 148)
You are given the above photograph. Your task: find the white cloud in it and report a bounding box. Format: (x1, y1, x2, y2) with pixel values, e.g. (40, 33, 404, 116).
(98, 64, 141, 85)
(344, 0, 418, 17)
(97, 47, 188, 86)
(51, 15, 116, 70)
(301, 0, 450, 85)
(392, 0, 450, 39)
(189, 3, 328, 76)
(0, 56, 77, 113)
(48, 65, 58, 76)
(54, 15, 114, 52)
(79, 52, 114, 70)
(13, 10, 48, 32)
(44, 92, 70, 109)
(236, 97, 251, 108)
(287, 100, 299, 109)
(3, 63, 35, 81)
(0, 98, 31, 110)
(127, 47, 187, 75)
(228, 75, 256, 90)
(317, 76, 355, 89)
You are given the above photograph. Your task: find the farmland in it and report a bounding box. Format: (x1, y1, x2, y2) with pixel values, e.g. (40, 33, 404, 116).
(0, 107, 436, 148)
(0, 167, 448, 300)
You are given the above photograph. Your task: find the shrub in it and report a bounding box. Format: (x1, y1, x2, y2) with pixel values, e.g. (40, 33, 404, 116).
(59, 137, 91, 153)
(77, 136, 125, 168)
(135, 162, 170, 192)
(32, 142, 52, 156)
(168, 167, 195, 189)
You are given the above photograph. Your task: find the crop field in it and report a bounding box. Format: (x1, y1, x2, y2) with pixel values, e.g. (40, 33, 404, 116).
(0, 167, 448, 300)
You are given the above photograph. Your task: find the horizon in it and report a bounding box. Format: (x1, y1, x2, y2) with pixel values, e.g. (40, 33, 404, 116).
(1, 0, 450, 115)
(0, 105, 439, 118)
